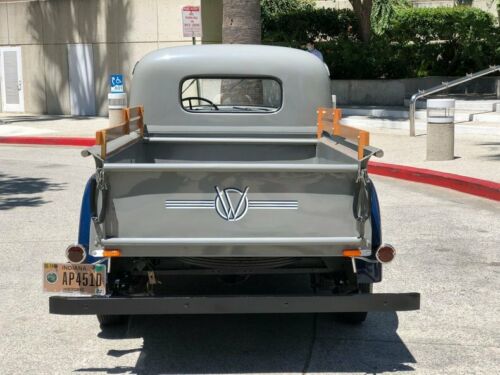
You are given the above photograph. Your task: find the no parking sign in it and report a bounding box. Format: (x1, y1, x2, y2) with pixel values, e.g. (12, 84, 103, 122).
(182, 5, 202, 38)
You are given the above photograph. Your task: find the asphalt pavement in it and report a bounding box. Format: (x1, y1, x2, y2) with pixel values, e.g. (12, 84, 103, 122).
(0, 145, 499, 374)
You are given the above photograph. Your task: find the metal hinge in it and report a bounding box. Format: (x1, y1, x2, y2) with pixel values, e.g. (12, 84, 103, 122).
(354, 163, 371, 241)
(96, 168, 108, 191)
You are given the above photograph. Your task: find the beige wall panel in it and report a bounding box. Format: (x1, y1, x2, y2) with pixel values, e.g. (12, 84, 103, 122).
(157, 41, 193, 49)
(73, 0, 106, 43)
(43, 44, 70, 115)
(107, 0, 157, 43)
(93, 43, 120, 116)
(0, 4, 9, 44)
(22, 45, 46, 113)
(118, 42, 159, 93)
(472, 0, 498, 16)
(316, 0, 352, 9)
(158, 0, 201, 42)
(7, 1, 43, 45)
(41, 0, 74, 44)
(116, 42, 158, 113)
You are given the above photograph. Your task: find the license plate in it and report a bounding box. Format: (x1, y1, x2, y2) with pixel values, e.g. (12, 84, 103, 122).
(43, 263, 106, 296)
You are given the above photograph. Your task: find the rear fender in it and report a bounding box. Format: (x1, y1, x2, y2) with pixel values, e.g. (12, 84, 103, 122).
(357, 179, 382, 283)
(78, 175, 100, 264)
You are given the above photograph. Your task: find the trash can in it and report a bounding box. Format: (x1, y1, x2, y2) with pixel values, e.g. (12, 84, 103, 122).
(426, 99, 455, 161)
(108, 93, 127, 127)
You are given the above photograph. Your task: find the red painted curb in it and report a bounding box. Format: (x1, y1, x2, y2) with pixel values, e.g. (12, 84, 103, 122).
(1, 136, 498, 201)
(0, 136, 95, 147)
(368, 161, 500, 202)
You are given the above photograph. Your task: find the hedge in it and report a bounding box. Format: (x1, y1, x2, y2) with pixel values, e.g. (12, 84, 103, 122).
(262, 5, 500, 79)
(262, 5, 358, 44)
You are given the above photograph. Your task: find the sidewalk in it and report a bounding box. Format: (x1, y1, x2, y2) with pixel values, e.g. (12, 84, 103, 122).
(1, 112, 499, 185)
(0, 113, 106, 137)
(367, 128, 500, 183)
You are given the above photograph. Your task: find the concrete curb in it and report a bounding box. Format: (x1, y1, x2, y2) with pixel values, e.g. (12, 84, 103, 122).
(368, 161, 500, 202)
(1, 136, 499, 201)
(0, 136, 95, 147)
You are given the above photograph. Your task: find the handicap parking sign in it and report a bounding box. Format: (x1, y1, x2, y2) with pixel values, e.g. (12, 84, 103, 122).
(110, 74, 124, 93)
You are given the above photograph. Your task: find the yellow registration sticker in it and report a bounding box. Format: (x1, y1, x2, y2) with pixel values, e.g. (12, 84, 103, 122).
(43, 263, 106, 296)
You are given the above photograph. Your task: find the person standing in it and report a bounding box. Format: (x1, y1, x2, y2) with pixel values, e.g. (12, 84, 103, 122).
(306, 41, 323, 62)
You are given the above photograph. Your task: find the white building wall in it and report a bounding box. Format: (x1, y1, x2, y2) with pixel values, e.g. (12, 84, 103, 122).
(0, 0, 221, 115)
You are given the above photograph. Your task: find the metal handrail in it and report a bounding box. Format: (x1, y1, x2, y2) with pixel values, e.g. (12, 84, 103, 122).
(409, 65, 500, 136)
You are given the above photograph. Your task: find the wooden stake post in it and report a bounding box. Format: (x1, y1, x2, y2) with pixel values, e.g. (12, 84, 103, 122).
(316, 107, 370, 160)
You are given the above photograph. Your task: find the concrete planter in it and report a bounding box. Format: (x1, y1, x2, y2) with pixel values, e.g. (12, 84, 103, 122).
(332, 76, 500, 106)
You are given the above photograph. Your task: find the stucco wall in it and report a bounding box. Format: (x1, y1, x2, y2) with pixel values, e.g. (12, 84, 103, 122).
(0, 0, 221, 115)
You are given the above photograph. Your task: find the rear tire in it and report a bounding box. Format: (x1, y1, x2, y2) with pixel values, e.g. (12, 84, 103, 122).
(97, 314, 128, 327)
(335, 311, 368, 324)
(334, 283, 372, 325)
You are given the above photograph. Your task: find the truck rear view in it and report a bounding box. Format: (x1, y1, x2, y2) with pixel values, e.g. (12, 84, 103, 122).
(46, 45, 419, 325)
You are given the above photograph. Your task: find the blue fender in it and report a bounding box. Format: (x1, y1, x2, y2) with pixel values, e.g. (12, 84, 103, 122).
(356, 180, 383, 283)
(370, 181, 382, 249)
(78, 176, 100, 264)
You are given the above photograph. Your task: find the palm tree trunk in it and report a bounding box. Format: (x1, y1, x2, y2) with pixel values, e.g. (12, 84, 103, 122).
(350, 0, 373, 43)
(221, 0, 262, 105)
(222, 0, 261, 44)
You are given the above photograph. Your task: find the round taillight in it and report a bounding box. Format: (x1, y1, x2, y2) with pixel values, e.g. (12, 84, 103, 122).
(376, 244, 396, 263)
(66, 244, 87, 264)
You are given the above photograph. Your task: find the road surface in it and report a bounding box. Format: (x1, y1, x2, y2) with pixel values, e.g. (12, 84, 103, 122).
(0, 145, 498, 374)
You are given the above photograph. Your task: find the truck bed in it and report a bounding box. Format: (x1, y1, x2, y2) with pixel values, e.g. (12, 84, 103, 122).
(90, 136, 371, 258)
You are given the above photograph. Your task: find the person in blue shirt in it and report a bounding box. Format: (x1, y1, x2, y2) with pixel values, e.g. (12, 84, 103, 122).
(306, 41, 323, 62)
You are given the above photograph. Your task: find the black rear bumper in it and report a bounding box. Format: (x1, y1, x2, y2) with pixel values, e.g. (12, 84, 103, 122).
(50, 293, 420, 315)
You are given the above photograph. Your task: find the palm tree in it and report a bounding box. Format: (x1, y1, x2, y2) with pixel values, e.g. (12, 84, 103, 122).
(221, 0, 262, 103)
(222, 0, 261, 44)
(349, 0, 373, 42)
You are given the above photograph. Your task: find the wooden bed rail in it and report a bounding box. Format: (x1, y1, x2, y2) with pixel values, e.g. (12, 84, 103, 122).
(316, 107, 370, 160)
(95, 105, 144, 158)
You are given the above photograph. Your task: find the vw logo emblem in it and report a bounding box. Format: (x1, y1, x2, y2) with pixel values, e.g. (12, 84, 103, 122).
(215, 187, 249, 221)
(165, 186, 298, 221)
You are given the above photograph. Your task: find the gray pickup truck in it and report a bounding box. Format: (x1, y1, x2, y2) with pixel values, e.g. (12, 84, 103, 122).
(47, 45, 419, 325)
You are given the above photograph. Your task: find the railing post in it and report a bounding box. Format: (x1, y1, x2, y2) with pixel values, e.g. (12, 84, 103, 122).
(409, 94, 418, 137)
(407, 65, 500, 137)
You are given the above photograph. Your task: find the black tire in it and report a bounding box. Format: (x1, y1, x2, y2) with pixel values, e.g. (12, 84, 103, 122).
(97, 314, 128, 327)
(335, 311, 368, 324)
(334, 284, 372, 325)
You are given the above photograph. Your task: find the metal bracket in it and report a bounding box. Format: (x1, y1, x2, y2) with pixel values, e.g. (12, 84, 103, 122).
(92, 217, 105, 246)
(95, 168, 108, 191)
(354, 163, 370, 240)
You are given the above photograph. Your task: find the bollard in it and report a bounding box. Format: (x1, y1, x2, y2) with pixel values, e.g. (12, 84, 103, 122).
(426, 99, 455, 161)
(108, 93, 127, 127)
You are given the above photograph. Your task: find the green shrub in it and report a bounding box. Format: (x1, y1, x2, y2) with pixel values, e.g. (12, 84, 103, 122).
(386, 7, 500, 77)
(261, 1, 358, 44)
(387, 7, 496, 44)
(262, 5, 500, 79)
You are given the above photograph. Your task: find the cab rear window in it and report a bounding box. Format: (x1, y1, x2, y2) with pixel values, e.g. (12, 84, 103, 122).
(181, 77, 282, 113)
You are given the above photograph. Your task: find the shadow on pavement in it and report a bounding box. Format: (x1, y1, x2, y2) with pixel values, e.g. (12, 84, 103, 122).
(0, 173, 66, 210)
(78, 312, 415, 374)
(477, 142, 500, 160)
